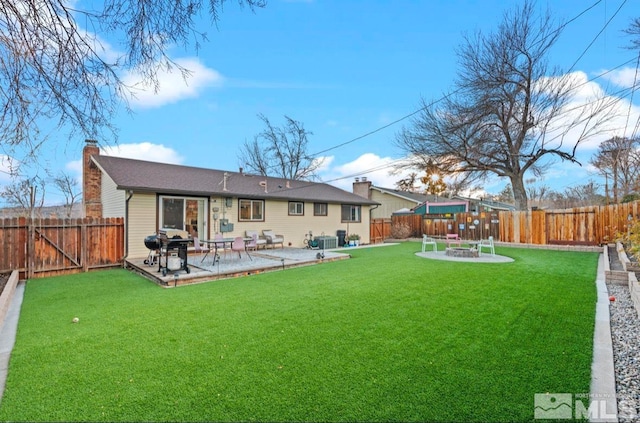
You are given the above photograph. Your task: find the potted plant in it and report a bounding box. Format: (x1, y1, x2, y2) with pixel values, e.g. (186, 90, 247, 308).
(348, 233, 360, 247)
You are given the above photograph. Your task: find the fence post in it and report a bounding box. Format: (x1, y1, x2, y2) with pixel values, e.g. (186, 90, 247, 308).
(81, 218, 88, 272)
(27, 217, 34, 279)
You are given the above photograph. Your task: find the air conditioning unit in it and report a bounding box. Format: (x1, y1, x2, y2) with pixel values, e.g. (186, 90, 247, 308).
(315, 236, 338, 249)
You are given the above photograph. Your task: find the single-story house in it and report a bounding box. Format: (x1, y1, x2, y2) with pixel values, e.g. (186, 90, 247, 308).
(350, 177, 516, 218)
(82, 140, 380, 258)
(352, 178, 430, 219)
(352, 178, 471, 218)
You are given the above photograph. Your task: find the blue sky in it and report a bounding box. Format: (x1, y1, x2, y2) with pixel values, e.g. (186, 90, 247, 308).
(2, 0, 639, 206)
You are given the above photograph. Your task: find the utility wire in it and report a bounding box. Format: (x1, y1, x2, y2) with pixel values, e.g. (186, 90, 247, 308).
(566, 0, 627, 73)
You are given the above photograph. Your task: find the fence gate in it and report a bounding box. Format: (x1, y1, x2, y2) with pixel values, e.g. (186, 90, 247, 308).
(370, 218, 390, 244)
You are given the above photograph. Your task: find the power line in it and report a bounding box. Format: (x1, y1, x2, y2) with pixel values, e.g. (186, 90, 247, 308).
(566, 0, 626, 73)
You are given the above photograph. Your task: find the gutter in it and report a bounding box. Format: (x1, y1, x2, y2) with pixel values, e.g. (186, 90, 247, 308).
(123, 190, 134, 264)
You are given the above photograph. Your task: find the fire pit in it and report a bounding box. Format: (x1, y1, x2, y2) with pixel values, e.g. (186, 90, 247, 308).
(445, 247, 479, 258)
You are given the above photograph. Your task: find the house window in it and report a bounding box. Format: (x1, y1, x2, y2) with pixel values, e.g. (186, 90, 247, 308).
(239, 199, 264, 221)
(341, 204, 361, 222)
(314, 203, 328, 216)
(289, 201, 304, 216)
(159, 196, 208, 236)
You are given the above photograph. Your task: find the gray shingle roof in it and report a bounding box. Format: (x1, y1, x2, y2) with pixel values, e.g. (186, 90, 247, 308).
(93, 155, 379, 205)
(371, 186, 436, 203)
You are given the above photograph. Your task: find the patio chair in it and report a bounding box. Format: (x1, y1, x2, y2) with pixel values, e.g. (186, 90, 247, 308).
(262, 230, 284, 249)
(478, 236, 495, 256)
(193, 237, 210, 263)
(422, 235, 438, 252)
(231, 236, 251, 260)
(246, 233, 259, 251)
(213, 233, 226, 259)
(245, 230, 267, 249)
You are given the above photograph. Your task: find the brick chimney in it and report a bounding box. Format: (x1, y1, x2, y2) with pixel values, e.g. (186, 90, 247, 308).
(352, 177, 372, 199)
(83, 139, 103, 218)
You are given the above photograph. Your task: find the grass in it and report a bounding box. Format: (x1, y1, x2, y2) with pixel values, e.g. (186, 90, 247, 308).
(0, 242, 598, 422)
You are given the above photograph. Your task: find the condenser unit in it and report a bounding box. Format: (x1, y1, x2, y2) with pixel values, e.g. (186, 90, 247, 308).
(315, 236, 338, 250)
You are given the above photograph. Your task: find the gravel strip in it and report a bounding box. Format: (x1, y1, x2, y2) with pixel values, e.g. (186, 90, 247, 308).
(607, 282, 640, 422)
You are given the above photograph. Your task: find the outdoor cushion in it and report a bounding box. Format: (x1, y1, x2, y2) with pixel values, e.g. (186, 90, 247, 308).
(262, 230, 284, 248)
(245, 230, 267, 248)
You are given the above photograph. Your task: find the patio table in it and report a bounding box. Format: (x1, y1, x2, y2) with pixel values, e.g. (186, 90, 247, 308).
(202, 237, 252, 262)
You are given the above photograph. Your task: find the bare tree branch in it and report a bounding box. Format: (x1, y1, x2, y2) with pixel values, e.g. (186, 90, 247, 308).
(395, 1, 614, 210)
(0, 0, 264, 166)
(238, 114, 324, 180)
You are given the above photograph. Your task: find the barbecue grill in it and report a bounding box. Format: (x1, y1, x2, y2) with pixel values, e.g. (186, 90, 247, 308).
(143, 234, 160, 266)
(156, 231, 191, 277)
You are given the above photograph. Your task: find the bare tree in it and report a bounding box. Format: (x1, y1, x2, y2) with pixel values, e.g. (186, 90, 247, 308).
(590, 137, 640, 204)
(0, 0, 264, 167)
(525, 178, 552, 208)
(239, 114, 324, 180)
(624, 17, 640, 50)
(395, 1, 612, 210)
(562, 181, 604, 207)
(0, 177, 46, 217)
(395, 172, 419, 192)
(493, 183, 514, 205)
(53, 172, 81, 217)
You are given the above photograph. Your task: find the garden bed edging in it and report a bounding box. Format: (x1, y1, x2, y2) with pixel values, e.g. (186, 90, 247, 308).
(0, 271, 19, 331)
(616, 242, 640, 319)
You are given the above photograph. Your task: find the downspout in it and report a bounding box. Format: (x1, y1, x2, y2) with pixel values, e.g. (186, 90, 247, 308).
(123, 190, 134, 265)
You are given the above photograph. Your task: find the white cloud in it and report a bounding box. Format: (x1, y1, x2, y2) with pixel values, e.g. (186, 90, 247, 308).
(320, 153, 416, 191)
(101, 142, 185, 165)
(121, 58, 224, 109)
(0, 155, 17, 182)
(598, 66, 640, 89)
(536, 71, 640, 152)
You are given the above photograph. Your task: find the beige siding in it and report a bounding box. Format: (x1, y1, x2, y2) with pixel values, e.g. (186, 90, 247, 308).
(127, 194, 373, 256)
(212, 198, 371, 248)
(127, 193, 157, 258)
(101, 174, 125, 218)
(370, 190, 419, 219)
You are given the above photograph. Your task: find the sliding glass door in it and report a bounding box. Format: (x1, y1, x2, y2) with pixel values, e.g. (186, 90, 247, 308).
(159, 195, 208, 238)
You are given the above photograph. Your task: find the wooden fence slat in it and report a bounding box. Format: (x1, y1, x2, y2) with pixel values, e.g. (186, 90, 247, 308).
(390, 200, 640, 246)
(0, 217, 124, 279)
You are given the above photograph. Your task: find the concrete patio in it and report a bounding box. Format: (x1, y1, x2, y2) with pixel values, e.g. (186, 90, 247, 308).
(126, 247, 352, 287)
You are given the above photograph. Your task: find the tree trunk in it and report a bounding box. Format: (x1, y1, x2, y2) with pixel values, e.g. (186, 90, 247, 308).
(511, 176, 529, 211)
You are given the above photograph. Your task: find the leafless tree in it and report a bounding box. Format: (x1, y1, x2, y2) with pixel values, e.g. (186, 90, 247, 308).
(239, 114, 324, 180)
(493, 184, 514, 205)
(0, 177, 46, 217)
(53, 171, 81, 217)
(395, 172, 419, 192)
(0, 0, 264, 168)
(589, 137, 640, 204)
(624, 17, 640, 50)
(395, 1, 612, 210)
(525, 178, 552, 209)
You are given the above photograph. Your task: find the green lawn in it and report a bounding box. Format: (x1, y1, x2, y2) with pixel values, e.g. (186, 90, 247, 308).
(0, 243, 598, 422)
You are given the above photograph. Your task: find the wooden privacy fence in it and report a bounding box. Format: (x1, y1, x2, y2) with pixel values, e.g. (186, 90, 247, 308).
(0, 217, 124, 279)
(389, 200, 640, 246)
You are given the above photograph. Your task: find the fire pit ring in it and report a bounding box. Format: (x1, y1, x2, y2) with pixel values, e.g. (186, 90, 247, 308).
(445, 247, 479, 258)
